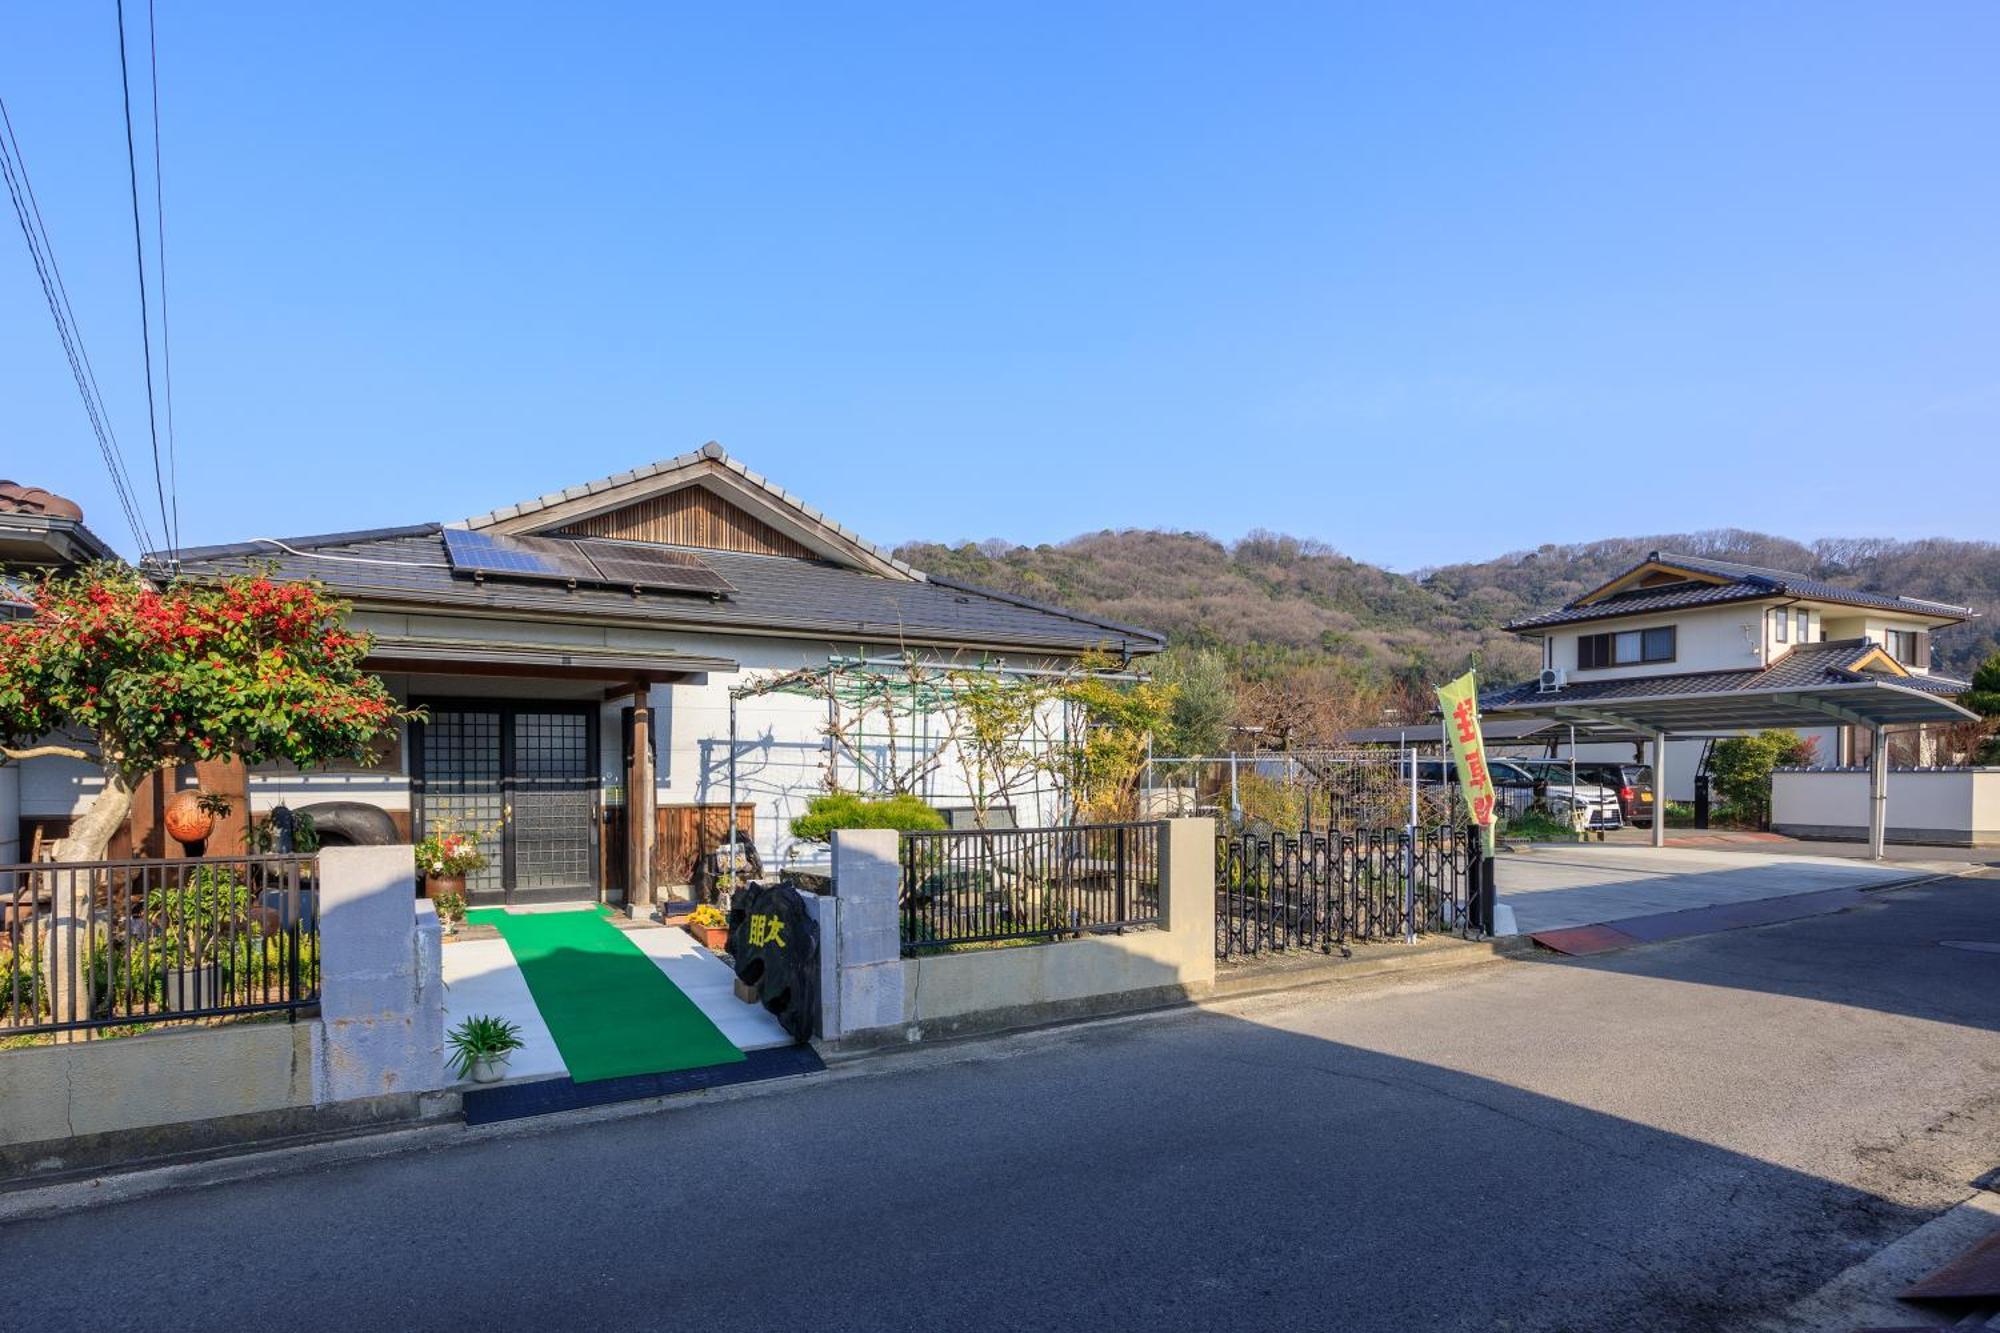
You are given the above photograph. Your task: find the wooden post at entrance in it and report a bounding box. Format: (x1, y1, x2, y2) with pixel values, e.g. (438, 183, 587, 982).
(626, 679, 656, 910)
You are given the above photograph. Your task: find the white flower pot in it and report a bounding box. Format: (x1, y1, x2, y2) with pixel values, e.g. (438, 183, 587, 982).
(468, 1053, 510, 1084)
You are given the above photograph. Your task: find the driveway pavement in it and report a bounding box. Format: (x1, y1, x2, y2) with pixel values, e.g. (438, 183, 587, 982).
(1495, 843, 1956, 935)
(5, 875, 1998, 1332)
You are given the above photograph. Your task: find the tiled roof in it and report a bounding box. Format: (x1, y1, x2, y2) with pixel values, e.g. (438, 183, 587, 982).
(163, 525, 1164, 657)
(1481, 639, 1966, 711)
(455, 442, 925, 581)
(1505, 581, 1771, 630)
(1505, 549, 1977, 631)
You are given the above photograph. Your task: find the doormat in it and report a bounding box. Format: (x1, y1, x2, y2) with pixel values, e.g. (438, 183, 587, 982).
(460, 1045, 824, 1126)
(468, 905, 745, 1083)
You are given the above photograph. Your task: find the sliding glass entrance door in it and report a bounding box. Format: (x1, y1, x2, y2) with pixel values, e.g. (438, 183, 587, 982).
(413, 700, 601, 905)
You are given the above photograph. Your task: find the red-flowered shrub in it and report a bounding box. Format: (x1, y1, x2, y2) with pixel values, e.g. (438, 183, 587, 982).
(0, 564, 409, 860)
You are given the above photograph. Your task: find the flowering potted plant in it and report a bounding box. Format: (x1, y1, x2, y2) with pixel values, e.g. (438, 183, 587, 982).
(685, 904, 729, 951)
(433, 890, 467, 937)
(414, 825, 490, 902)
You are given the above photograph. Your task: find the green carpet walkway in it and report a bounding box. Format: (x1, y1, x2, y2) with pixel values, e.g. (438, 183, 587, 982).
(468, 906, 745, 1084)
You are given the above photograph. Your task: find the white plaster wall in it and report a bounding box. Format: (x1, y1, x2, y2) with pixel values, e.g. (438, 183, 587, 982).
(18, 749, 102, 818)
(660, 631, 1077, 870)
(1772, 768, 1999, 842)
(1543, 603, 1771, 681)
(0, 763, 18, 862)
(1543, 601, 1946, 686)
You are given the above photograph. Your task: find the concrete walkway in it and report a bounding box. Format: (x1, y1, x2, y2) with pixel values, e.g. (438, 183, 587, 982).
(1494, 844, 1949, 935)
(441, 917, 791, 1086)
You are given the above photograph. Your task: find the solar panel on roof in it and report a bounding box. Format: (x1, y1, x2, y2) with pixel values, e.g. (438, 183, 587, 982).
(442, 528, 732, 597)
(574, 539, 735, 595)
(442, 529, 597, 582)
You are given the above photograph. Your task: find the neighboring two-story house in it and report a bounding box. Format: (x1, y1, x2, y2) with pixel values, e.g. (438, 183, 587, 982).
(1480, 551, 1979, 855)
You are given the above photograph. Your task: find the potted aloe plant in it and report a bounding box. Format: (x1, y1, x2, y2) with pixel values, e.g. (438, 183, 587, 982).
(447, 1014, 525, 1084)
(415, 824, 491, 902)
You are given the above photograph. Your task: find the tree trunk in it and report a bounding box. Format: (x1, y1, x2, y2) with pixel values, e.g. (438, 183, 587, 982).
(43, 768, 137, 1028)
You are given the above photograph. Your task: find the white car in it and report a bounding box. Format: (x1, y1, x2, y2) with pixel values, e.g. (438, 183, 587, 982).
(1415, 758, 1624, 830)
(1492, 759, 1624, 830)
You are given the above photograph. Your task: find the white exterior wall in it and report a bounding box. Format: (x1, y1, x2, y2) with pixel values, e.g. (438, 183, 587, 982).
(0, 763, 17, 863)
(1542, 600, 1946, 686)
(1542, 603, 1772, 681)
(186, 610, 1087, 880)
(665, 631, 1074, 871)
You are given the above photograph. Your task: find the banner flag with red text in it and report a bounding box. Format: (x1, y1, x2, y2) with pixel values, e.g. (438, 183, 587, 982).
(1435, 670, 1497, 854)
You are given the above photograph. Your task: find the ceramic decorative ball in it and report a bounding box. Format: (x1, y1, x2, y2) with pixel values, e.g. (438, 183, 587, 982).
(163, 791, 216, 846)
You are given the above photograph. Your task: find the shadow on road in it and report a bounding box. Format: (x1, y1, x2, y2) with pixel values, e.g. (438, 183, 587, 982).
(1514, 872, 2000, 1034)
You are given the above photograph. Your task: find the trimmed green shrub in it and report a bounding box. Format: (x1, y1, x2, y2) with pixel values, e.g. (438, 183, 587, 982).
(1709, 729, 1817, 829)
(790, 792, 947, 843)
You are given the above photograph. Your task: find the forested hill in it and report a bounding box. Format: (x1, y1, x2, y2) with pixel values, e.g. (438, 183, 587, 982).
(895, 528, 2000, 685)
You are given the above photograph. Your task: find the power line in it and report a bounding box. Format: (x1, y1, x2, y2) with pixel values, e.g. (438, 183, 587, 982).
(114, 0, 175, 569)
(146, 0, 180, 561)
(0, 97, 154, 554)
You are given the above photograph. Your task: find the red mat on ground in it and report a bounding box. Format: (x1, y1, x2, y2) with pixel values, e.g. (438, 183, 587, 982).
(1904, 1228, 2000, 1301)
(1529, 924, 1643, 955)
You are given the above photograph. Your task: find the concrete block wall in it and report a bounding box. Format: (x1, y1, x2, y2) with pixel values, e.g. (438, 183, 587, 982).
(824, 818, 1218, 1047)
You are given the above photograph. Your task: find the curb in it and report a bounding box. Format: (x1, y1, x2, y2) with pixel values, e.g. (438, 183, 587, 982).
(1209, 934, 1535, 1004)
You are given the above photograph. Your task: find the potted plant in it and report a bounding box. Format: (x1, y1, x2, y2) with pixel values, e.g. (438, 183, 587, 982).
(415, 824, 491, 902)
(145, 864, 254, 1013)
(434, 890, 468, 937)
(685, 903, 729, 951)
(447, 1014, 525, 1084)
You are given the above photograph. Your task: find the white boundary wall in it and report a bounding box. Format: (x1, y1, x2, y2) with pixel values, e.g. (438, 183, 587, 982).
(1773, 768, 2000, 848)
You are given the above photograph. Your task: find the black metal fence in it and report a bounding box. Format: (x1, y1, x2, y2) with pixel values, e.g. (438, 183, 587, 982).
(900, 821, 1163, 954)
(1216, 824, 1492, 960)
(1, 854, 319, 1039)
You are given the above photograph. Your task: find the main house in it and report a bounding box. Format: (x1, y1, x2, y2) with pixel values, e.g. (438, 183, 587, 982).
(1479, 549, 1980, 851)
(11, 445, 1163, 905)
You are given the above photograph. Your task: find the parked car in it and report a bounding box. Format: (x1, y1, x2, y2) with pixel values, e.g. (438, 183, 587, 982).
(1415, 758, 1624, 831)
(1518, 760, 1656, 827)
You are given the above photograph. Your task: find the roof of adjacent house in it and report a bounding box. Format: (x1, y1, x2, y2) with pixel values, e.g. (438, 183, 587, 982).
(162, 524, 1165, 657)
(1506, 549, 1978, 632)
(1482, 638, 1972, 726)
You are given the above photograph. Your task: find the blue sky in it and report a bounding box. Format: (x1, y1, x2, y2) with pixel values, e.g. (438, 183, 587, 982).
(3, 3, 1994, 570)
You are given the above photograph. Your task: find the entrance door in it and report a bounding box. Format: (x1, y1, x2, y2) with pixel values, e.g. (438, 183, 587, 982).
(414, 700, 600, 905)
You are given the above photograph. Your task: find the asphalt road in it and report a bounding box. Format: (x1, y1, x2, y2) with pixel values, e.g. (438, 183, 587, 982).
(6, 874, 2000, 1332)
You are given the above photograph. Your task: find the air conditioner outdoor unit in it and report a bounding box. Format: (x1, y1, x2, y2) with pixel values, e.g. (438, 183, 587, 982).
(1537, 667, 1566, 694)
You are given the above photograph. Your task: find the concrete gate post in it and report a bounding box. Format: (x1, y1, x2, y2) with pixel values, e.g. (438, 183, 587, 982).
(829, 829, 906, 1041)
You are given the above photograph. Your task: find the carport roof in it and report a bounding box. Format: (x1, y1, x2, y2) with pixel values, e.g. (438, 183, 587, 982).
(1481, 639, 1976, 735)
